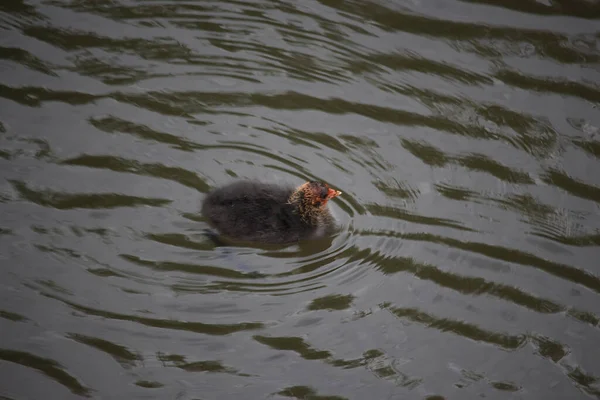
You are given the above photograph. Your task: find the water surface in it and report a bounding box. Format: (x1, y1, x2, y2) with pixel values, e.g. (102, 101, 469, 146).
(1, 0, 600, 399)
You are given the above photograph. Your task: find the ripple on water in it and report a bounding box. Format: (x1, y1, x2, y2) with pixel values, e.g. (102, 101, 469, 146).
(1, 0, 600, 398)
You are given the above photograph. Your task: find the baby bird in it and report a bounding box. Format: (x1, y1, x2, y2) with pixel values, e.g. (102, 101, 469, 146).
(201, 180, 342, 244)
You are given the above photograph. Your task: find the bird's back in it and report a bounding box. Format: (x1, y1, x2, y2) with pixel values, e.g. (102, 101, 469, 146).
(201, 181, 312, 243)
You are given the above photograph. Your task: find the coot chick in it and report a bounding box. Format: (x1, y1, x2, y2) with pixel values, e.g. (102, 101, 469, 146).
(201, 180, 342, 244)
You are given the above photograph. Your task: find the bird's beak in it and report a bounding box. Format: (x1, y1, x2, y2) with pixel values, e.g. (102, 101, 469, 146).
(327, 188, 342, 199)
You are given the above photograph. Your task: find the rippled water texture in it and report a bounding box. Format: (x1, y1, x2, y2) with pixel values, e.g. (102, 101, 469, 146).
(1, 0, 600, 398)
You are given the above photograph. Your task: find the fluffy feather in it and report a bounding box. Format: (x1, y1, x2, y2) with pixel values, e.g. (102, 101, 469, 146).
(201, 180, 340, 244)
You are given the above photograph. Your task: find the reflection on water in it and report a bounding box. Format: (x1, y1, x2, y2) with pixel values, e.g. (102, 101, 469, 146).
(1, 0, 600, 398)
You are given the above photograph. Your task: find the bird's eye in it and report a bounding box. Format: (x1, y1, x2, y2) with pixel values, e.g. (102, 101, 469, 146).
(320, 187, 328, 199)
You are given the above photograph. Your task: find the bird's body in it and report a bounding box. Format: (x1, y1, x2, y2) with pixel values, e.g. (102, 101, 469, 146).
(201, 180, 341, 244)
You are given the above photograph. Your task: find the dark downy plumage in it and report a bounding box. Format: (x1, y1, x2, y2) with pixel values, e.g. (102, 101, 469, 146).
(201, 180, 342, 244)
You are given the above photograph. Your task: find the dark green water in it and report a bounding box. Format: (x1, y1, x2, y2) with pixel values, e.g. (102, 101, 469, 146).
(1, 0, 600, 399)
